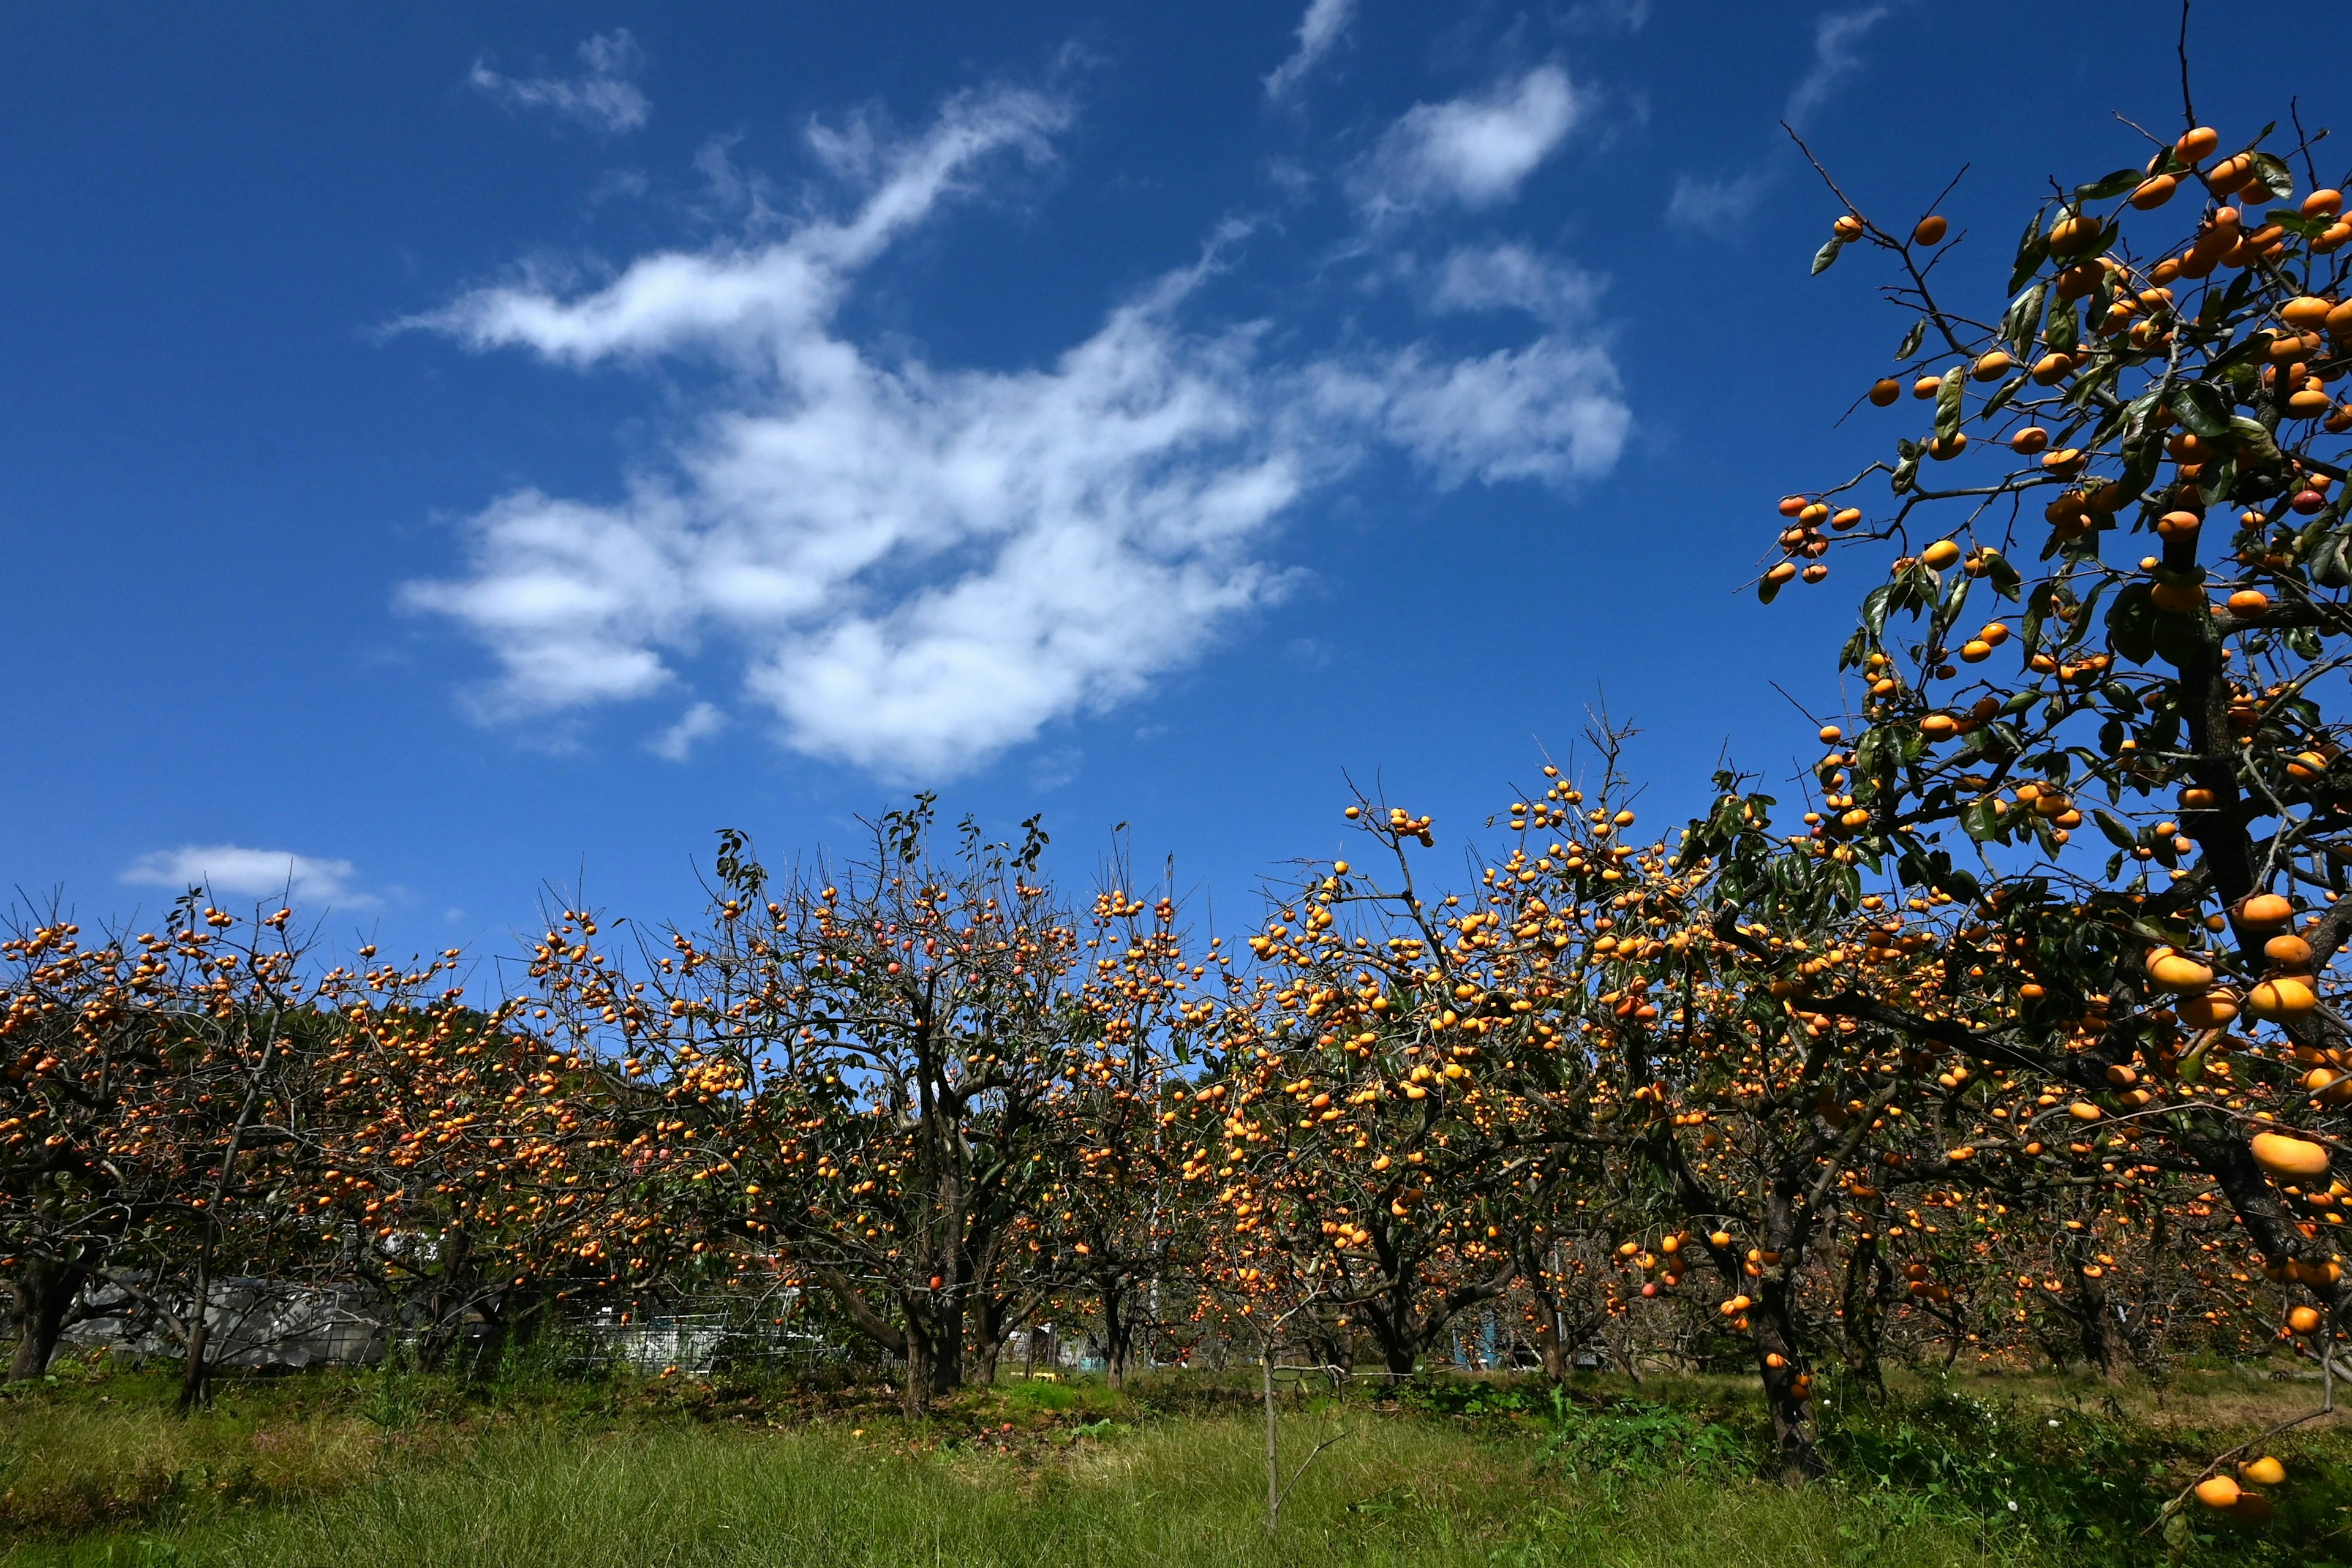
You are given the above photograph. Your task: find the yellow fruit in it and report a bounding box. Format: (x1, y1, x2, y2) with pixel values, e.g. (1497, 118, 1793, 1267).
(2287, 1305, 2324, 1334)
(2247, 976, 2318, 1019)
(2239, 1455, 2286, 1487)
(1921, 540, 1962, 568)
(2178, 990, 2239, 1029)
(1972, 350, 2013, 382)
(2196, 1474, 2242, 1510)
(2283, 296, 2335, 330)
(2238, 894, 2294, 929)
(2144, 948, 2215, 992)
(2050, 213, 2106, 255)
(2251, 1130, 2330, 1179)
(2130, 174, 2177, 209)
(2176, 126, 2221, 164)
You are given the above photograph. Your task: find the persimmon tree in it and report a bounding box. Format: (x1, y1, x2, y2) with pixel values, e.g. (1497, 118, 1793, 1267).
(1738, 89, 2351, 1513)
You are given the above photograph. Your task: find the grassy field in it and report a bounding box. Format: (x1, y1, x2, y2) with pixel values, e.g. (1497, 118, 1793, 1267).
(1, 1352, 2345, 1567)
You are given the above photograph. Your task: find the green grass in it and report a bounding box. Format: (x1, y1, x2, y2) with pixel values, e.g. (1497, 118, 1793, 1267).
(1, 1355, 2342, 1568)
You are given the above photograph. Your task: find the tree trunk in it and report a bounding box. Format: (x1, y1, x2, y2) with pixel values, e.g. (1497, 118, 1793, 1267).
(1839, 1230, 1891, 1395)
(8, 1258, 75, 1382)
(178, 1259, 213, 1414)
(1101, 1278, 1127, 1389)
(1749, 1284, 1823, 1483)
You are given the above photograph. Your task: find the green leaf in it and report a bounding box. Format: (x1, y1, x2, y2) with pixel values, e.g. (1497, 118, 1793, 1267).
(1934, 366, 1966, 441)
(2091, 809, 2139, 851)
(2246, 151, 2295, 204)
(2270, 208, 2328, 239)
(1896, 319, 1926, 361)
(1980, 372, 2028, 426)
(2073, 168, 2142, 204)
(2008, 209, 2051, 294)
(1758, 571, 1785, 605)
(2020, 581, 2056, 658)
(2228, 416, 2283, 469)
(1986, 552, 2023, 600)
(1812, 236, 1845, 275)
(1962, 799, 2003, 841)
(1890, 453, 1920, 495)
(1861, 584, 1895, 640)
(2002, 282, 2048, 360)
(2043, 293, 2078, 355)
(2166, 380, 2232, 439)
(2106, 581, 2156, 664)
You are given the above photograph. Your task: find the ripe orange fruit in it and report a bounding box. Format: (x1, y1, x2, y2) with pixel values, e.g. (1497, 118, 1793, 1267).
(2226, 589, 2271, 617)
(2174, 126, 2220, 164)
(1926, 433, 1967, 459)
(1921, 540, 1962, 568)
(2265, 929, 2314, 967)
(2130, 174, 2177, 209)
(2239, 1456, 2286, 1487)
(1971, 350, 2013, 381)
(1834, 214, 1864, 240)
(2048, 213, 2101, 255)
(2287, 1305, 2324, 1334)
(2251, 1130, 2329, 1178)
(1912, 215, 1947, 245)
(2247, 976, 2320, 1020)
(2282, 296, 2334, 330)
(2205, 153, 2254, 194)
(1831, 507, 1862, 530)
(2307, 189, 2345, 218)
(1869, 377, 1900, 405)
(2195, 1474, 2242, 1510)
(1912, 374, 1943, 399)
(2010, 426, 2049, 454)
(1817, 725, 1842, 744)
(2029, 353, 2071, 384)
(2144, 948, 2215, 992)
(2237, 893, 2294, 929)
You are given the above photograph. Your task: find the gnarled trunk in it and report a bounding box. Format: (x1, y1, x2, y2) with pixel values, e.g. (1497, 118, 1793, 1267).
(9, 1257, 77, 1382)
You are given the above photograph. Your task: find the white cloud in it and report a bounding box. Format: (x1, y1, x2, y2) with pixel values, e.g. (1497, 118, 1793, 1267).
(405, 86, 1629, 778)
(649, 701, 729, 761)
(470, 29, 650, 134)
(1430, 243, 1604, 326)
(1355, 66, 1580, 215)
(1785, 6, 1889, 128)
(1310, 339, 1629, 488)
(1264, 0, 1359, 99)
(122, 846, 368, 907)
(1664, 168, 1773, 230)
(1562, 0, 1651, 31)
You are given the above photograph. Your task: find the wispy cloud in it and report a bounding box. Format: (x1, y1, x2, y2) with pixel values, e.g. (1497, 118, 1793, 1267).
(122, 846, 369, 906)
(404, 85, 1629, 778)
(1354, 66, 1580, 216)
(1561, 0, 1651, 31)
(1264, 0, 1359, 99)
(1784, 6, 1889, 128)
(649, 701, 728, 761)
(470, 29, 650, 135)
(1430, 243, 1604, 326)
(1665, 168, 1773, 230)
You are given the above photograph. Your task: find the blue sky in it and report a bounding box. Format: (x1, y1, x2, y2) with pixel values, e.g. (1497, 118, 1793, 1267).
(2, 0, 2334, 958)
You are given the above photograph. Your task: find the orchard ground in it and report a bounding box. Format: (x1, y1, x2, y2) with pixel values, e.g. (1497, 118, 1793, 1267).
(2, 1349, 2346, 1568)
